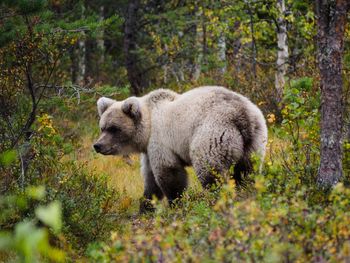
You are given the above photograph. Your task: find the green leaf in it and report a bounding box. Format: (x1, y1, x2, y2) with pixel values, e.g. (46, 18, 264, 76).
(0, 150, 17, 166)
(25, 186, 46, 200)
(45, 247, 66, 262)
(35, 201, 62, 233)
(0, 232, 13, 250)
(14, 221, 47, 262)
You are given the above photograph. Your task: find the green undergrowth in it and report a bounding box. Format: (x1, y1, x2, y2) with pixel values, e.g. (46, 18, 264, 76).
(87, 176, 350, 262)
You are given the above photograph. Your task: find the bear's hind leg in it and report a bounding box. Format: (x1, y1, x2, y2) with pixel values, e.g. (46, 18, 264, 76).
(192, 161, 218, 189)
(190, 125, 244, 189)
(233, 155, 253, 184)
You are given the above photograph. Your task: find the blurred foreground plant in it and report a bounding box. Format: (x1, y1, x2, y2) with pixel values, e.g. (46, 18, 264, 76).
(0, 185, 65, 262)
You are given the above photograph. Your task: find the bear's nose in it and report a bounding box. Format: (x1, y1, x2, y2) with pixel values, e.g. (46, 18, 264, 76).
(93, 143, 102, 153)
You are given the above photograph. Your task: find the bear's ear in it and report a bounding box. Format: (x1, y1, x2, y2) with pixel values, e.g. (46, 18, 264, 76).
(121, 98, 141, 121)
(97, 97, 115, 117)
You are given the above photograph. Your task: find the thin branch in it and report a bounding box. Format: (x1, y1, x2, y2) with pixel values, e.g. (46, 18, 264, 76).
(11, 62, 37, 148)
(51, 27, 90, 34)
(3, 114, 26, 190)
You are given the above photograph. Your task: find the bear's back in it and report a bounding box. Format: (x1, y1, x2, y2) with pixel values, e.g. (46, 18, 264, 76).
(165, 86, 253, 126)
(147, 86, 266, 164)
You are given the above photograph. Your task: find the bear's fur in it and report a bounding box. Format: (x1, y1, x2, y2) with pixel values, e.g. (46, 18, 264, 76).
(94, 86, 267, 209)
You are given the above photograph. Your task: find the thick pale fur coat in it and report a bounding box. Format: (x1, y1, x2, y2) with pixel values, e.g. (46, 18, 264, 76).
(94, 86, 267, 209)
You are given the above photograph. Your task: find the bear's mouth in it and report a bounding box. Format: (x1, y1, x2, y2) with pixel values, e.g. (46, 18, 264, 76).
(98, 146, 119, 155)
(101, 150, 118, 155)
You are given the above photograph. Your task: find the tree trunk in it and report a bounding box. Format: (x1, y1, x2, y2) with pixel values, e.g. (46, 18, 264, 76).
(85, 39, 94, 83)
(316, 0, 349, 188)
(124, 0, 143, 96)
(171, 61, 185, 83)
(77, 36, 86, 85)
(70, 48, 78, 83)
(96, 5, 105, 81)
(162, 44, 169, 84)
(72, 3, 86, 85)
(71, 37, 86, 85)
(97, 5, 105, 66)
(191, 5, 203, 82)
(275, 0, 289, 105)
(218, 29, 227, 75)
(232, 21, 242, 72)
(245, 0, 257, 79)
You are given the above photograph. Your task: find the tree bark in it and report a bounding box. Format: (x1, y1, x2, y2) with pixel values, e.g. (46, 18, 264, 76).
(171, 60, 185, 83)
(245, 0, 257, 79)
(97, 5, 105, 66)
(218, 30, 227, 75)
(191, 5, 204, 82)
(232, 21, 242, 71)
(77, 35, 86, 85)
(124, 0, 143, 95)
(71, 41, 86, 85)
(71, 3, 86, 85)
(316, 0, 349, 188)
(275, 0, 288, 105)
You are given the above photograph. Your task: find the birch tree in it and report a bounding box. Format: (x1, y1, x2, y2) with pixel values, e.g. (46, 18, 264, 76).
(77, 36, 86, 85)
(72, 3, 86, 85)
(192, 4, 204, 82)
(218, 29, 227, 75)
(275, 0, 289, 104)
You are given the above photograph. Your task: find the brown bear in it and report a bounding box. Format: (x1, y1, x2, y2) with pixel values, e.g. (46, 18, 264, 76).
(94, 86, 267, 210)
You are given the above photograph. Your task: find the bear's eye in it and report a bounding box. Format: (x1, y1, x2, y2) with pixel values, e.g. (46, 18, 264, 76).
(106, 126, 120, 133)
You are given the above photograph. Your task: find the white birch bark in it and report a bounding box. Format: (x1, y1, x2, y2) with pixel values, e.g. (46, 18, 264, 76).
(163, 64, 168, 84)
(77, 38, 86, 85)
(192, 6, 203, 81)
(218, 30, 227, 74)
(171, 61, 185, 83)
(77, 4, 86, 85)
(275, 0, 289, 103)
(163, 44, 169, 84)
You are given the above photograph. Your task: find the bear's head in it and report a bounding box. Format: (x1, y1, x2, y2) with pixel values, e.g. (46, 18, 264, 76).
(93, 97, 144, 155)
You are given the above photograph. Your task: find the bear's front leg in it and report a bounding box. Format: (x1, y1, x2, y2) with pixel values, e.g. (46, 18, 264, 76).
(148, 143, 188, 206)
(153, 166, 188, 206)
(139, 153, 164, 213)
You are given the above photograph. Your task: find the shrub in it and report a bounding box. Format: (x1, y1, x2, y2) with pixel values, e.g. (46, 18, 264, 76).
(0, 105, 121, 253)
(47, 162, 120, 248)
(0, 186, 65, 262)
(87, 178, 350, 262)
(268, 77, 320, 190)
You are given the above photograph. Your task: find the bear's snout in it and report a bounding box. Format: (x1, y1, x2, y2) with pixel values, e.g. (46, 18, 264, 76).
(93, 143, 102, 153)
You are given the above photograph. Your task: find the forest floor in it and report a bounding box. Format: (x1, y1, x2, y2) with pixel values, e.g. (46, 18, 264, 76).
(56, 108, 350, 262)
